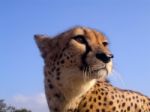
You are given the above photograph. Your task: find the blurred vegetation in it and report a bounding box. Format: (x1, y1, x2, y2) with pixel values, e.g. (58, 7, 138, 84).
(0, 100, 31, 112)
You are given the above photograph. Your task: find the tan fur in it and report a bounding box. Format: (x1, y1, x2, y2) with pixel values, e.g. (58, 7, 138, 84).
(35, 26, 150, 112)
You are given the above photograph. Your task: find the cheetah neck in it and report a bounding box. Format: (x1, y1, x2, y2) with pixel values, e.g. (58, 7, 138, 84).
(63, 79, 97, 110)
(46, 72, 97, 112)
(59, 68, 97, 111)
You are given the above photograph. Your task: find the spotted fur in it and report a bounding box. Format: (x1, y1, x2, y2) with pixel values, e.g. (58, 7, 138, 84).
(35, 26, 150, 112)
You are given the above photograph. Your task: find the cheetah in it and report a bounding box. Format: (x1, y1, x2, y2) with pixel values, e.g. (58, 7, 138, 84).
(34, 26, 150, 112)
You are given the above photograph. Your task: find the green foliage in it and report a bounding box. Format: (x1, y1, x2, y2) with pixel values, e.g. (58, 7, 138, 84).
(13, 108, 31, 112)
(0, 100, 31, 112)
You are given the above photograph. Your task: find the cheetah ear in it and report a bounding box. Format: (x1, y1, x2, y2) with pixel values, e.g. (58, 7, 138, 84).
(34, 34, 52, 58)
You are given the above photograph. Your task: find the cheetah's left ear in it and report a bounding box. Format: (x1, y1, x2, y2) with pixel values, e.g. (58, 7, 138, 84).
(34, 34, 52, 58)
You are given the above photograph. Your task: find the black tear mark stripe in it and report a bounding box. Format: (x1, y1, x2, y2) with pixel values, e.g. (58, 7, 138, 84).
(80, 28, 92, 69)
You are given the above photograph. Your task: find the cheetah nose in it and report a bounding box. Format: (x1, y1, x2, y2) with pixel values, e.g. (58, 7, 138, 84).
(96, 53, 114, 63)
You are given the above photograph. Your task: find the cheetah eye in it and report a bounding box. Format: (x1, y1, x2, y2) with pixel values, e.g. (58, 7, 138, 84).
(73, 35, 86, 44)
(102, 41, 109, 47)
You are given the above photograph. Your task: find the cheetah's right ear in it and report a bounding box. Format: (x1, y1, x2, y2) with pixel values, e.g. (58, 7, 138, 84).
(34, 34, 52, 58)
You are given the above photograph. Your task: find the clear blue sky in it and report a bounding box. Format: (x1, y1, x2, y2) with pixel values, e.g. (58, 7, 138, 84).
(0, 0, 150, 111)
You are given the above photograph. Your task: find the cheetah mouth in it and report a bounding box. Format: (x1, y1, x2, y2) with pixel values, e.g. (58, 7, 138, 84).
(92, 67, 108, 73)
(91, 68, 103, 73)
(82, 65, 108, 79)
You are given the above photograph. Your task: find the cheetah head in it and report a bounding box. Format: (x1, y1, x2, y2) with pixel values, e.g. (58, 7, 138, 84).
(35, 27, 113, 82)
(35, 27, 113, 98)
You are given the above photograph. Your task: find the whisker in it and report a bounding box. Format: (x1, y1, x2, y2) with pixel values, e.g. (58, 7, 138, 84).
(87, 66, 91, 81)
(110, 69, 126, 88)
(87, 66, 89, 80)
(86, 66, 89, 81)
(88, 66, 90, 79)
(97, 69, 100, 79)
(82, 68, 84, 81)
(83, 67, 88, 82)
(89, 66, 92, 79)
(83, 67, 86, 82)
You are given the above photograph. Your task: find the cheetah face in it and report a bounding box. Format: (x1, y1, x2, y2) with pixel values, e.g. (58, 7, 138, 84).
(35, 27, 113, 82)
(66, 28, 113, 80)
